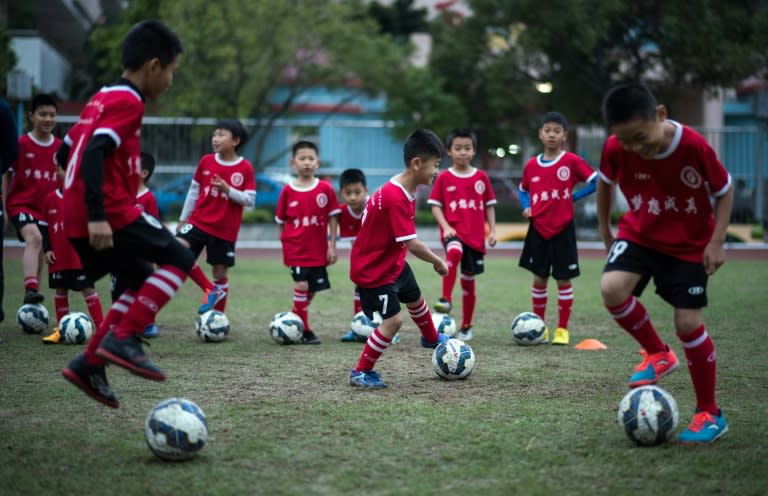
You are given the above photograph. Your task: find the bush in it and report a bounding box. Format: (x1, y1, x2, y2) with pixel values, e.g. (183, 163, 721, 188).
(241, 208, 275, 224)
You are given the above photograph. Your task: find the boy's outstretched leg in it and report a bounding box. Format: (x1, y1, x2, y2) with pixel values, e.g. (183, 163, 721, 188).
(458, 273, 476, 341)
(435, 240, 461, 314)
(96, 266, 188, 380)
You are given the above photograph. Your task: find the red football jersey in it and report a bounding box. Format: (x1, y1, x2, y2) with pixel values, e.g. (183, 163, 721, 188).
(276, 178, 341, 267)
(427, 167, 497, 253)
(351, 180, 417, 288)
(6, 133, 61, 218)
(41, 190, 83, 272)
(520, 151, 597, 239)
(600, 121, 731, 263)
(187, 153, 256, 242)
(136, 188, 159, 219)
(62, 83, 144, 238)
(338, 203, 364, 241)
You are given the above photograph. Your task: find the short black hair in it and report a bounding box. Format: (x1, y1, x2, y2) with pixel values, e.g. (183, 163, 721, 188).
(30, 93, 57, 113)
(122, 20, 183, 71)
(540, 111, 568, 131)
(140, 152, 156, 181)
(602, 82, 658, 128)
(292, 140, 318, 157)
(339, 168, 367, 189)
(445, 128, 477, 150)
(215, 119, 247, 150)
(403, 129, 444, 167)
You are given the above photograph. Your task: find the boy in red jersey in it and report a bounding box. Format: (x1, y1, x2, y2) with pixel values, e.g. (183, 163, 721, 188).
(517, 112, 597, 346)
(428, 128, 497, 341)
(337, 168, 370, 343)
(276, 141, 340, 344)
(176, 119, 254, 314)
(2, 93, 60, 305)
(136, 152, 159, 218)
(39, 163, 105, 344)
(598, 82, 733, 444)
(348, 129, 450, 389)
(58, 20, 194, 409)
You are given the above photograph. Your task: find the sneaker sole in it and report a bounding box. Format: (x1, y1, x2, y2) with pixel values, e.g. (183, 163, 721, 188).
(349, 381, 387, 389)
(677, 424, 729, 444)
(62, 368, 119, 409)
(628, 361, 680, 388)
(94, 348, 166, 381)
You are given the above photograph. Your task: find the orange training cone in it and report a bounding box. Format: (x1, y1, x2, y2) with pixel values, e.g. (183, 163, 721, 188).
(574, 338, 607, 350)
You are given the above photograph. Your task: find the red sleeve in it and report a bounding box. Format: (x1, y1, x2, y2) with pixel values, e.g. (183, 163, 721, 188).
(325, 181, 340, 214)
(599, 137, 621, 184)
(145, 192, 160, 219)
(389, 191, 416, 242)
(482, 172, 496, 204)
(94, 97, 143, 148)
(428, 173, 444, 205)
(276, 186, 288, 223)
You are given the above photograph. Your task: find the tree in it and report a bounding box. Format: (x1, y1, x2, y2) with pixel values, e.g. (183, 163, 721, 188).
(428, 0, 768, 148)
(0, 23, 18, 96)
(85, 0, 415, 168)
(368, 0, 429, 41)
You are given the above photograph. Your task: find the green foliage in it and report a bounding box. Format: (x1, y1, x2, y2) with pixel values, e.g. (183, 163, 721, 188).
(368, 0, 429, 42)
(428, 0, 768, 145)
(1, 257, 767, 495)
(241, 208, 275, 224)
(0, 23, 18, 95)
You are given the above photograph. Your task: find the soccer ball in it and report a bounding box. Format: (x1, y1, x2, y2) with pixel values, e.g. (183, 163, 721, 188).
(144, 398, 208, 461)
(16, 303, 49, 334)
(60, 312, 94, 344)
(618, 385, 680, 446)
(350, 311, 382, 340)
(195, 310, 230, 342)
(431, 312, 457, 337)
(432, 338, 476, 380)
(269, 311, 304, 344)
(510, 312, 548, 346)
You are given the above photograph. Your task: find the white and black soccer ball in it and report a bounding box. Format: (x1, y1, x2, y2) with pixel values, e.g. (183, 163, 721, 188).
(195, 310, 230, 342)
(510, 312, 548, 346)
(618, 385, 680, 446)
(350, 311, 382, 340)
(432, 338, 476, 380)
(144, 398, 208, 461)
(16, 303, 49, 334)
(60, 312, 94, 344)
(269, 311, 304, 344)
(431, 312, 458, 338)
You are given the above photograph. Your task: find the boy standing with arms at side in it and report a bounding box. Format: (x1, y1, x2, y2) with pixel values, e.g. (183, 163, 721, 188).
(337, 168, 370, 343)
(39, 163, 105, 343)
(598, 82, 733, 443)
(428, 128, 497, 341)
(3, 93, 61, 304)
(517, 112, 597, 345)
(58, 20, 195, 408)
(177, 119, 255, 314)
(276, 141, 340, 344)
(348, 129, 450, 389)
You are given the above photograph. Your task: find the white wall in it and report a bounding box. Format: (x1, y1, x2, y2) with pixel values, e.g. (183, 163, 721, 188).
(11, 36, 70, 97)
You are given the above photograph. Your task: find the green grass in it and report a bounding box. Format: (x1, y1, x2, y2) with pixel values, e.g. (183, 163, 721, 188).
(1, 254, 767, 495)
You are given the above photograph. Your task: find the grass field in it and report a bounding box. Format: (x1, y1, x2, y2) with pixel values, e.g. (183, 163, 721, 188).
(1, 252, 767, 495)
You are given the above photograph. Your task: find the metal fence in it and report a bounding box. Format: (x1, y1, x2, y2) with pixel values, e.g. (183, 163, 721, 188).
(56, 116, 768, 224)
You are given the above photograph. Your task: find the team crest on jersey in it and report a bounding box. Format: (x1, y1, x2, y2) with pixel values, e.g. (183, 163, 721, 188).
(316, 193, 328, 208)
(231, 172, 244, 187)
(680, 166, 702, 189)
(447, 185, 457, 192)
(557, 166, 571, 181)
(289, 200, 299, 207)
(474, 180, 486, 194)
